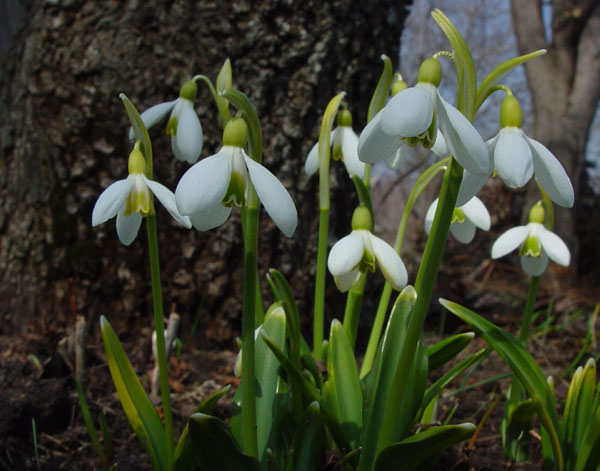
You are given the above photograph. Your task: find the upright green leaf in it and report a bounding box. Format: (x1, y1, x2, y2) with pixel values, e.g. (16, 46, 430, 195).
(367, 55, 393, 122)
(427, 332, 475, 372)
(290, 402, 325, 471)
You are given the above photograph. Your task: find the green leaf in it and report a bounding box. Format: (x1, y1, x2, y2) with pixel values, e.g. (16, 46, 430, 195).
(440, 299, 564, 471)
(119, 94, 153, 177)
(574, 377, 600, 470)
(188, 414, 260, 471)
(100, 316, 168, 471)
(367, 55, 393, 122)
(351, 175, 374, 219)
(327, 319, 363, 448)
(504, 397, 535, 461)
(427, 332, 475, 372)
(222, 89, 262, 163)
(318, 92, 345, 210)
(374, 423, 476, 471)
(290, 402, 325, 471)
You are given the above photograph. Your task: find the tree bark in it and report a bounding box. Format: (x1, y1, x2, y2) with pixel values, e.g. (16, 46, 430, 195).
(510, 0, 600, 271)
(0, 0, 412, 343)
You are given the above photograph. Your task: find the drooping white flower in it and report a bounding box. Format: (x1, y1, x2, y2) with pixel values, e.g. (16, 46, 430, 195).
(491, 203, 570, 276)
(327, 207, 407, 292)
(305, 109, 365, 179)
(489, 95, 573, 208)
(92, 143, 191, 245)
(358, 58, 489, 176)
(131, 80, 203, 164)
(175, 117, 297, 237)
(425, 196, 491, 244)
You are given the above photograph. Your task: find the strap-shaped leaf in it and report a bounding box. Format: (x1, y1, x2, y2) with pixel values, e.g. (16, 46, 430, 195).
(427, 332, 475, 372)
(367, 55, 393, 123)
(188, 413, 260, 471)
(100, 316, 168, 471)
(120, 94, 153, 177)
(374, 423, 475, 471)
(440, 299, 564, 471)
(290, 402, 325, 471)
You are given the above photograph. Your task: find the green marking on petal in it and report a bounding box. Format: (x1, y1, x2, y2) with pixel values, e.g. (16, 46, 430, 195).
(451, 207, 466, 224)
(520, 234, 542, 258)
(223, 170, 246, 207)
(166, 116, 178, 137)
(332, 144, 343, 161)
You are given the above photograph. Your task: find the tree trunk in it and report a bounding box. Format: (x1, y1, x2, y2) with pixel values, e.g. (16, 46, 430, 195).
(510, 0, 600, 271)
(0, 0, 412, 344)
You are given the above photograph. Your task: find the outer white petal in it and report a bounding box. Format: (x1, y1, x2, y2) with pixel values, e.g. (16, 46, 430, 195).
(520, 252, 548, 276)
(385, 143, 410, 170)
(327, 232, 364, 276)
(456, 170, 488, 207)
(494, 127, 533, 188)
(116, 207, 142, 246)
(450, 220, 477, 244)
(176, 99, 203, 164)
(334, 270, 362, 292)
(171, 136, 185, 161)
(175, 149, 231, 215)
(370, 234, 408, 290)
(381, 86, 434, 138)
(424, 198, 438, 235)
(491, 225, 530, 259)
(142, 176, 191, 228)
(539, 228, 570, 266)
(358, 110, 402, 164)
(92, 179, 133, 226)
(244, 154, 298, 237)
(526, 136, 574, 208)
(461, 197, 491, 231)
(189, 204, 232, 231)
(436, 93, 489, 175)
(338, 126, 365, 178)
(128, 100, 177, 139)
(431, 129, 449, 158)
(304, 141, 319, 175)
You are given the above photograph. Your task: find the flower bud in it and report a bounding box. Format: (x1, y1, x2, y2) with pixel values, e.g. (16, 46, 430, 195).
(391, 79, 408, 96)
(417, 58, 442, 87)
(179, 79, 198, 101)
(223, 116, 248, 148)
(351, 206, 373, 231)
(499, 95, 523, 128)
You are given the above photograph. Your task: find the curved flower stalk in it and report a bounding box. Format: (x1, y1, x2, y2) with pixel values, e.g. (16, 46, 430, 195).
(358, 57, 489, 176)
(132, 79, 204, 164)
(491, 203, 570, 276)
(175, 116, 297, 237)
(305, 109, 365, 179)
(92, 142, 192, 245)
(425, 196, 490, 244)
(489, 95, 574, 207)
(328, 207, 407, 292)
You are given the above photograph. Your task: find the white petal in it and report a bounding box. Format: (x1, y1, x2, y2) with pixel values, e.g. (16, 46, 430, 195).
(424, 199, 438, 235)
(370, 234, 408, 290)
(334, 270, 361, 292)
(92, 179, 133, 226)
(456, 170, 488, 207)
(461, 197, 491, 231)
(116, 208, 142, 246)
(176, 100, 203, 164)
(304, 141, 319, 175)
(244, 154, 298, 237)
(385, 143, 410, 170)
(539, 228, 570, 266)
(450, 220, 477, 244)
(520, 252, 548, 276)
(494, 127, 533, 188)
(358, 110, 403, 164)
(327, 233, 364, 276)
(381, 86, 434, 138)
(175, 149, 231, 215)
(189, 204, 232, 231)
(436, 93, 489, 175)
(491, 226, 530, 259)
(128, 100, 177, 139)
(338, 126, 365, 178)
(142, 176, 191, 228)
(171, 136, 185, 161)
(431, 129, 449, 158)
(527, 137, 574, 208)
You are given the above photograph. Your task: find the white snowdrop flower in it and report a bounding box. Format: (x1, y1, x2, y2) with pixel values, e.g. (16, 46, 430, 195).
(425, 196, 491, 244)
(131, 79, 203, 164)
(491, 203, 570, 276)
(175, 117, 297, 237)
(327, 207, 407, 292)
(489, 95, 574, 208)
(92, 143, 191, 246)
(305, 109, 365, 179)
(358, 58, 488, 176)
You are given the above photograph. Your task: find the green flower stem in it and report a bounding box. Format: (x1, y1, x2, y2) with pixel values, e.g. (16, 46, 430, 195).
(342, 273, 366, 350)
(519, 276, 540, 345)
(145, 214, 174, 467)
(360, 158, 448, 378)
(313, 209, 329, 360)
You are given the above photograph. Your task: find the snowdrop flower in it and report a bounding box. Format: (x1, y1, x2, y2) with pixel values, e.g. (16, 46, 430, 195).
(132, 79, 203, 164)
(328, 207, 407, 292)
(425, 196, 491, 244)
(175, 117, 297, 237)
(305, 109, 365, 178)
(92, 142, 191, 245)
(491, 203, 570, 276)
(489, 95, 574, 207)
(358, 58, 488, 176)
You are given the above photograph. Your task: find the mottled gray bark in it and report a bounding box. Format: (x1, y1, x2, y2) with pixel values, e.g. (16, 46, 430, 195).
(0, 0, 411, 343)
